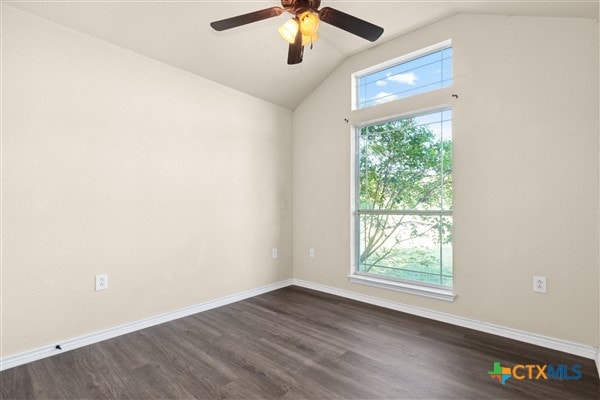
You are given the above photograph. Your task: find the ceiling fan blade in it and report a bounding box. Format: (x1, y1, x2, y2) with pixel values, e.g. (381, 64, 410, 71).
(287, 28, 304, 65)
(318, 7, 384, 42)
(210, 7, 284, 31)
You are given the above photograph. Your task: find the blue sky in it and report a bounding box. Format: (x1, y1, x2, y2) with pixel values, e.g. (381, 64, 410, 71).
(357, 47, 452, 108)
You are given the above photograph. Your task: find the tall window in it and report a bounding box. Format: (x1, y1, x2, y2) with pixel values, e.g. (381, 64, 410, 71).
(356, 110, 452, 288)
(354, 42, 452, 109)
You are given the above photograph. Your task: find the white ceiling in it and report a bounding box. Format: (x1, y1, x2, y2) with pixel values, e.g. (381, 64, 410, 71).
(6, 0, 599, 109)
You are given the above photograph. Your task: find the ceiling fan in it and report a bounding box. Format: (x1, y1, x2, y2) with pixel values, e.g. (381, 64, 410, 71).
(210, 0, 384, 65)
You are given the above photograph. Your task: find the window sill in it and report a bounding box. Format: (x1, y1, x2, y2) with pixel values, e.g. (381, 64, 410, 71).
(347, 274, 456, 302)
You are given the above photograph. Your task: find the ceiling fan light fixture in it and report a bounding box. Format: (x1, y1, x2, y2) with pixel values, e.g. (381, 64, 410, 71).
(299, 11, 319, 36)
(278, 18, 299, 44)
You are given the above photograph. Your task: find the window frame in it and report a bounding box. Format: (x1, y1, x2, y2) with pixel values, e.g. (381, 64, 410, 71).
(351, 39, 452, 111)
(348, 40, 456, 301)
(352, 109, 454, 301)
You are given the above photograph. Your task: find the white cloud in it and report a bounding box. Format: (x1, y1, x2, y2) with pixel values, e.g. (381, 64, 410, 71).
(375, 80, 388, 87)
(370, 91, 399, 105)
(387, 72, 418, 85)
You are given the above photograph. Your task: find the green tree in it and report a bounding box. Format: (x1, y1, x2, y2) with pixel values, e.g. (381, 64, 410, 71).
(358, 116, 452, 277)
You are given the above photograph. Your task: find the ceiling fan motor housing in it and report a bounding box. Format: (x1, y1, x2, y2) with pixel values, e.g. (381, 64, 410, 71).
(282, 0, 321, 14)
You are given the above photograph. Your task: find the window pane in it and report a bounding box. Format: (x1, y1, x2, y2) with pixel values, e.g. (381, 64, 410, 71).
(442, 57, 453, 84)
(356, 109, 452, 288)
(359, 112, 452, 211)
(358, 214, 451, 286)
(355, 45, 453, 109)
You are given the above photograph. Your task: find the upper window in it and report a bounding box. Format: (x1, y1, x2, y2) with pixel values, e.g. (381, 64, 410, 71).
(353, 41, 452, 109)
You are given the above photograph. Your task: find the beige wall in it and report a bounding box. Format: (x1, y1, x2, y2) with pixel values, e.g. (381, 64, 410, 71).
(2, 6, 599, 359)
(1, 6, 293, 356)
(293, 14, 600, 346)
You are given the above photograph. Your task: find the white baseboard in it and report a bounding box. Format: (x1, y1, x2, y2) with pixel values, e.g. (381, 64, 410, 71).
(292, 279, 599, 363)
(0, 279, 293, 371)
(3, 277, 599, 376)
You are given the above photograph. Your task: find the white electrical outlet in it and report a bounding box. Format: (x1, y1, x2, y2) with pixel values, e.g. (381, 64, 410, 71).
(533, 276, 546, 293)
(95, 274, 108, 291)
(272, 248, 278, 259)
(309, 248, 315, 258)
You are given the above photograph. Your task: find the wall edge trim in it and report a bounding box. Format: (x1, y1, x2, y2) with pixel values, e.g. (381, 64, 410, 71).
(292, 278, 599, 361)
(0, 279, 293, 371)
(3, 278, 597, 374)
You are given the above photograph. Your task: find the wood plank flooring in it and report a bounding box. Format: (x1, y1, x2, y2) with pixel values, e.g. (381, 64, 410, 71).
(1, 286, 599, 399)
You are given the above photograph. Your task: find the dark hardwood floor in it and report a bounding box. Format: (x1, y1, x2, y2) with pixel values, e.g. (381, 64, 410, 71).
(1, 286, 599, 399)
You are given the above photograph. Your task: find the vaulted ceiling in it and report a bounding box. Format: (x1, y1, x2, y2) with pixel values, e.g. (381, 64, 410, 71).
(7, 0, 598, 109)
